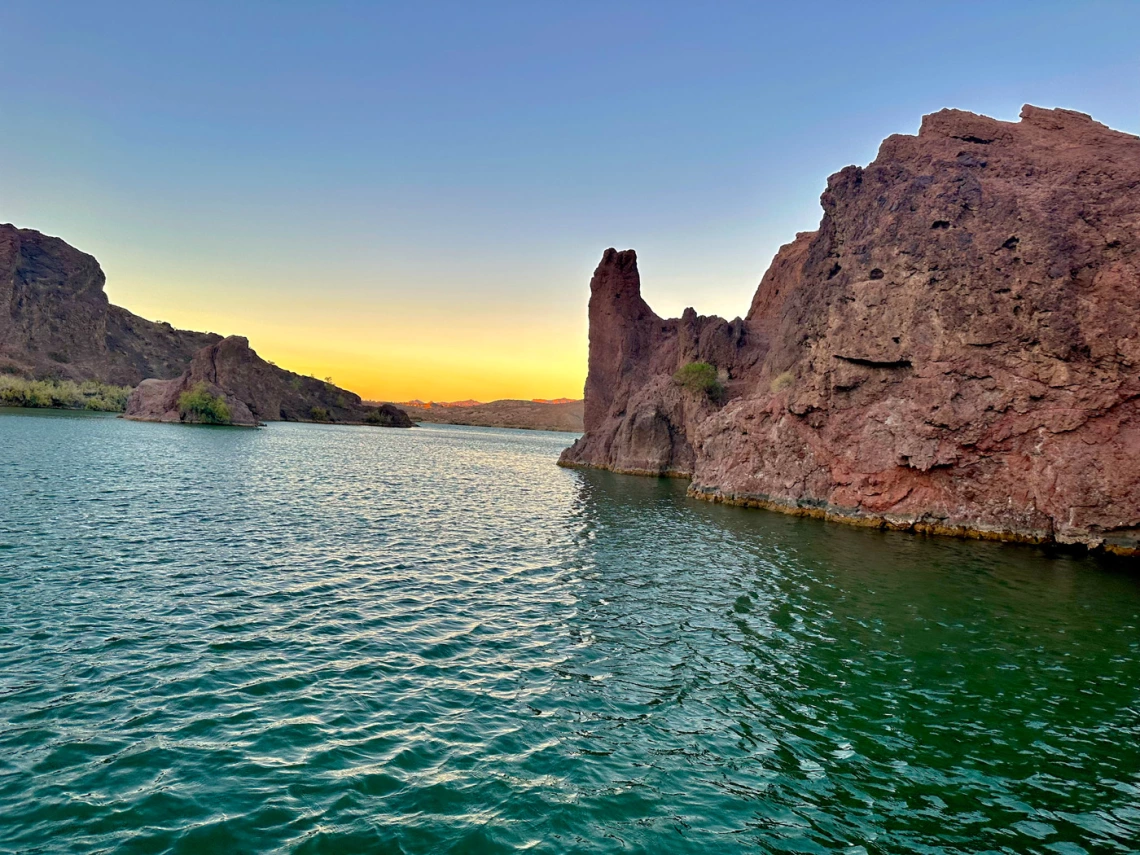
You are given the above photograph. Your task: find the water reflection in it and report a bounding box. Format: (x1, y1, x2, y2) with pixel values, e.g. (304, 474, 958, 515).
(558, 468, 1140, 853)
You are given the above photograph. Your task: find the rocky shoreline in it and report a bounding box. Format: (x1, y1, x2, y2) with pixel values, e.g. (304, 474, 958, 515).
(561, 106, 1140, 557)
(1, 224, 413, 430)
(124, 335, 413, 428)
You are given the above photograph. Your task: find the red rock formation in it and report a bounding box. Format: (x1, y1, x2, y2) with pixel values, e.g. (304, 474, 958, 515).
(0, 225, 220, 384)
(125, 336, 413, 427)
(560, 106, 1140, 555)
(1, 224, 413, 428)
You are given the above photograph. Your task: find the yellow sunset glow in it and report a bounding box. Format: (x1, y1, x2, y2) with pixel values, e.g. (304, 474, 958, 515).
(107, 274, 588, 403)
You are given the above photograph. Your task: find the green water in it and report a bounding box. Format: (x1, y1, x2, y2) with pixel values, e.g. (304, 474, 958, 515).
(1, 408, 1137, 853)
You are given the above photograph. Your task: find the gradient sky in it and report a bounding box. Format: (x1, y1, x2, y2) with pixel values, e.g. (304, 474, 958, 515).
(2, 1, 1138, 401)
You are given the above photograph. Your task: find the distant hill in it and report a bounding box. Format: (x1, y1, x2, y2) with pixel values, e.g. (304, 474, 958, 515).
(1, 224, 412, 427)
(1, 224, 219, 384)
(394, 399, 484, 408)
(127, 336, 414, 427)
(374, 398, 583, 433)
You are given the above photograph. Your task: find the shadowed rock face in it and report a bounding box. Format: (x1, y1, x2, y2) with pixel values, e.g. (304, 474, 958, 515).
(124, 336, 414, 427)
(0, 225, 220, 383)
(561, 106, 1140, 555)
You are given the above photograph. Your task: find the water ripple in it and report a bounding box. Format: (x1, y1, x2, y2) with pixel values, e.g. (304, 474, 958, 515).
(1, 410, 1138, 853)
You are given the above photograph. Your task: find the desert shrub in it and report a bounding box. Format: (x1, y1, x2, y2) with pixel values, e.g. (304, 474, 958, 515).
(310, 406, 331, 422)
(770, 371, 794, 393)
(673, 361, 725, 403)
(0, 376, 133, 412)
(178, 383, 232, 424)
(76, 380, 132, 411)
(365, 406, 404, 426)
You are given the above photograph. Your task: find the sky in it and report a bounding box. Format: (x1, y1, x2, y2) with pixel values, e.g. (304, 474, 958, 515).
(2, 1, 1138, 402)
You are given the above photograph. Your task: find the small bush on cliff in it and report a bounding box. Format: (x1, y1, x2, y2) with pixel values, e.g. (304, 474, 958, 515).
(770, 371, 795, 393)
(310, 406, 331, 422)
(673, 362, 725, 403)
(178, 383, 232, 424)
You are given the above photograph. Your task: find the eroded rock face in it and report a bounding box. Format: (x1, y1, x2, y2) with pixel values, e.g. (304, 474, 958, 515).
(0, 225, 220, 383)
(561, 106, 1140, 555)
(561, 249, 762, 475)
(124, 336, 414, 428)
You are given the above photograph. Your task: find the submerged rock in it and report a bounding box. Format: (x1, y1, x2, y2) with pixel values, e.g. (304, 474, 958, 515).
(561, 106, 1140, 555)
(124, 336, 414, 428)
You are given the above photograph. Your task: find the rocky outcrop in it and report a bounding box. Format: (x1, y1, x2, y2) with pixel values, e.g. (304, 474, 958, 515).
(561, 106, 1140, 555)
(1, 224, 413, 430)
(124, 336, 414, 428)
(0, 225, 220, 384)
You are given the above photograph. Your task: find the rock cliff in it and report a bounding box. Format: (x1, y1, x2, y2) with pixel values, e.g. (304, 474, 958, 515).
(124, 335, 414, 427)
(0, 225, 220, 384)
(560, 106, 1140, 555)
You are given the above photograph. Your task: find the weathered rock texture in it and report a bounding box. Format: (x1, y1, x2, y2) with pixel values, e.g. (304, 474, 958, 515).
(125, 336, 414, 427)
(561, 106, 1140, 555)
(0, 225, 220, 384)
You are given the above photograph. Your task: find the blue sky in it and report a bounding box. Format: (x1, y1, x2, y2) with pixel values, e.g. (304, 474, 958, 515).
(2, 1, 1137, 399)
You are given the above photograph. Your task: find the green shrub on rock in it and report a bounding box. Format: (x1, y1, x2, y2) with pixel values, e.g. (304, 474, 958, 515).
(770, 371, 795, 393)
(673, 361, 726, 403)
(178, 383, 232, 424)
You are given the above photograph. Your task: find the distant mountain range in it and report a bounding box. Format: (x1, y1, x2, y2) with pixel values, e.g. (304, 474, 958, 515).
(380, 398, 584, 433)
(394, 397, 579, 409)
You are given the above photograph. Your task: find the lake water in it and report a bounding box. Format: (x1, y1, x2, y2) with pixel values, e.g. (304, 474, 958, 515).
(1, 409, 1138, 854)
